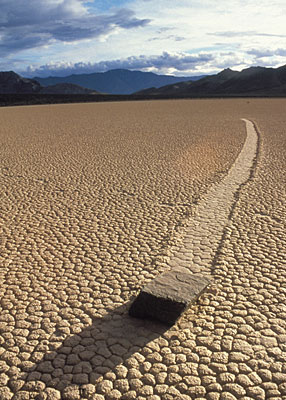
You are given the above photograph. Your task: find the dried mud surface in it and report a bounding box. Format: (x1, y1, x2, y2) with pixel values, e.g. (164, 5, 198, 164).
(0, 99, 285, 399)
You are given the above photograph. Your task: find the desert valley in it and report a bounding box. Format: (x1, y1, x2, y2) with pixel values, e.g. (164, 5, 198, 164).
(0, 99, 286, 399)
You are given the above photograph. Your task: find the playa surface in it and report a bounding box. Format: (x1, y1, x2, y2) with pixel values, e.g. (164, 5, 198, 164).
(0, 99, 285, 399)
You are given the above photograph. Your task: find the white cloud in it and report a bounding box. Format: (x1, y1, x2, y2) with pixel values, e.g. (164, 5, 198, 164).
(24, 48, 281, 78)
(1, 0, 286, 75)
(210, 31, 286, 39)
(23, 51, 215, 77)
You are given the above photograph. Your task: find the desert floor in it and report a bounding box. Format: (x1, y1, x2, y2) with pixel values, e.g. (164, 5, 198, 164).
(0, 99, 286, 399)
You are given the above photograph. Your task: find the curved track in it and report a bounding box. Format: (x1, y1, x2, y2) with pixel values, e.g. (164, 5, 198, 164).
(169, 118, 258, 277)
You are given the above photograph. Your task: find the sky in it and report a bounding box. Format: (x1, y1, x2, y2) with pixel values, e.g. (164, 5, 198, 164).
(1, 0, 286, 77)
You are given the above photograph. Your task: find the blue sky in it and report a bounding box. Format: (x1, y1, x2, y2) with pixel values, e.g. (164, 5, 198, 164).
(1, 0, 286, 77)
(91, 0, 134, 12)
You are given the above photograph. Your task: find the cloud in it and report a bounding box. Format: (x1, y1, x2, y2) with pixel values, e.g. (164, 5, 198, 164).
(210, 30, 286, 38)
(0, 0, 150, 56)
(247, 48, 286, 58)
(148, 35, 186, 42)
(23, 51, 215, 77)
(3, 0, 286, 76)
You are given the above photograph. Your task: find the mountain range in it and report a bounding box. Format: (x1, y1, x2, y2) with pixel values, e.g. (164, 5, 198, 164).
(1, 65, 286, 98)
(33, 69, 204, 95)
(0, 72, 98, 95)
(137, 65, 286, 96)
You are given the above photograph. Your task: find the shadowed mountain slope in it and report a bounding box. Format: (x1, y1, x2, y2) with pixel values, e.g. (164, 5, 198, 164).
(0, 72, 99, 94)
(0, 71, 42, 93)
(33, 69, 205, 95)
(136, 65, 286, 96)
(40, 83, 98, 94)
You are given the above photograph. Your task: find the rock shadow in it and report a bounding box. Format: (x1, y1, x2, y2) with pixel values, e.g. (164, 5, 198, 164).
(25, 301, 168, 394)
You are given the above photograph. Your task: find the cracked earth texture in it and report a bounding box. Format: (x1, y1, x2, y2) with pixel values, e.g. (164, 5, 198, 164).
(0, 99, 285, 399)
(167, 118, 257, 279)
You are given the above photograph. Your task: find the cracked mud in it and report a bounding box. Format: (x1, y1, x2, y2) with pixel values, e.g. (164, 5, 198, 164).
(168, 118, 258, 277)
(0, 99, 286, 399)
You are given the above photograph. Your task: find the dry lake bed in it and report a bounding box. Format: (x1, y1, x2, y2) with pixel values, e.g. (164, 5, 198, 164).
(0, 99, 286, 399)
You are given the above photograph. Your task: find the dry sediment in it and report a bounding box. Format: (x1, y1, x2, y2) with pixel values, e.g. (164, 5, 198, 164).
(129, 118, 258, 326)
(168, 118, 258, 276)
(0, 99, 286, 399)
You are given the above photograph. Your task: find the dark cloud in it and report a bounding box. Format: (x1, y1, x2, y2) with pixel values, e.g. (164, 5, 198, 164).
(247, 48, 286, 58)
(0, 0, 150, 56)
(210, 30, 286, 38)
(23, 51, 214, 77)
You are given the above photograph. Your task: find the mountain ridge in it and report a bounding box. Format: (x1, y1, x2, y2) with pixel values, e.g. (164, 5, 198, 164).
(2, 65, 286, 99)
(0, 71, 42, 94)
(33, 69, 205, 95)
(136, 65, 286, 96)
(0, 71, 98, 94)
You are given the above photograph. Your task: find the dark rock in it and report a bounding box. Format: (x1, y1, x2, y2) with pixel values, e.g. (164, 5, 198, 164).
(129, 267, 211, 325)
(0, 71, 41, 93)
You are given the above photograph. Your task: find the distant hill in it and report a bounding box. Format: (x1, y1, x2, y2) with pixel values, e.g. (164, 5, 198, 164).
(2, 65, 286, 101)
(33, 69, 205, 95)
(40, 83, 97, 95)
(0, 71, 99, 95)
(0, 71, 42, 93)
(136, 65, 286, 96)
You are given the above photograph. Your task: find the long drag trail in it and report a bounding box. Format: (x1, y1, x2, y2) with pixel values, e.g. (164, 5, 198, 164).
(169, 118, 258, 275)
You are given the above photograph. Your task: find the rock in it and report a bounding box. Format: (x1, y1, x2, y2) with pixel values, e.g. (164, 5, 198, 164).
(110, 344, 127, 356)
(114, 365, 128, 378)
(96, 380, 113, 394)
(36, 388, 61, 400)
(220, 392, 237, 400)
(114, 378, 130, 392)
(273, 372, 286, 384)
(37, 361, 54, 374)
(0, 386, 13, 400)
(62, 385, 81, 400)
(72, 373, 89, 384)
(247, 386, 265, 400)
(129, 267, 211, 325)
